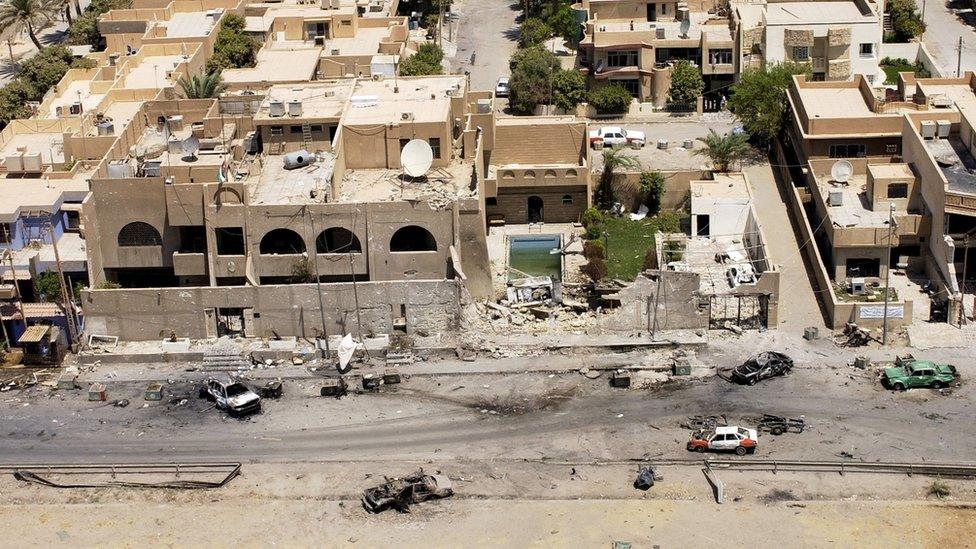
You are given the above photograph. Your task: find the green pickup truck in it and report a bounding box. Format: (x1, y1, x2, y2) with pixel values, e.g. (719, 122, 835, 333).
(881, 355, 958, 390)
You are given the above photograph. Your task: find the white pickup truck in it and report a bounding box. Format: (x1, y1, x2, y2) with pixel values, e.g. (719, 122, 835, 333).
(588, 126, 646, 150)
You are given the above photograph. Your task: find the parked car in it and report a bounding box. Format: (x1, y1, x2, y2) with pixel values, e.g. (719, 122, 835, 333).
(588, 126, 645, 149)
(362, 471, 453, 513)
(882, 355, 957, 390)
(687, 426, 758, 455)
(198, 376, 262, 417)
(731, 351, 793, 385)
(495, 77, 510, 98)
(726, 263, 756, 288)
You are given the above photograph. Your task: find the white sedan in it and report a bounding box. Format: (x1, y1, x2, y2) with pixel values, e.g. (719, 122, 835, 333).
(495, 77, 510, 98)
(588, 126, 645, 149)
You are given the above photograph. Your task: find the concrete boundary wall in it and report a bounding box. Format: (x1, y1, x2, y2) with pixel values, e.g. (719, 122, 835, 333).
(81, 280, 461, 341)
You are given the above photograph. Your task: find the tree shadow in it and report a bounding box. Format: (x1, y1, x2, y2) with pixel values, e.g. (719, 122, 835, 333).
(41, 30, 68, 46)
(502, 28, 521, 42)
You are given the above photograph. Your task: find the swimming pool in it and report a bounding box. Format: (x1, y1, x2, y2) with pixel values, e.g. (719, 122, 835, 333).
(508, 234, 562, 281)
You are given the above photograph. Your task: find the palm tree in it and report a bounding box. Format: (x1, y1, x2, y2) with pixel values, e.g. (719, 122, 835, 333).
(596, 147, 640, 210)
(177, 71, 228, 99)
(0, 0, 59, 50)
(694, 129, 750, 172)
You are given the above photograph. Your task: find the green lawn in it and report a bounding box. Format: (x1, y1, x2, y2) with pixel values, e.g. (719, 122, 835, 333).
(599, 213, 684, 280)
(880, 57, 930, 84)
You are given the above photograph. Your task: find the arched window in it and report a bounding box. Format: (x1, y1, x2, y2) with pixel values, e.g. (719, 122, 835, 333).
(117, 222, 162, 247)
(390, 225, 437, 252)
(260, 228, 306, 254)
(544, 169, 557, 179)
(523, 170, 536, 179)
(501, 170, 515, 180)
(562, 194, 573, 205)
(316, 227, 362, 253)
(566, 168, 578, 178)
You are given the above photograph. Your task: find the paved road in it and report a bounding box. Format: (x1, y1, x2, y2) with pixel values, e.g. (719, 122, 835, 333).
(921, 1, 975, 75)
(2, 361, 972, 465)
(450, 0, 520, 90)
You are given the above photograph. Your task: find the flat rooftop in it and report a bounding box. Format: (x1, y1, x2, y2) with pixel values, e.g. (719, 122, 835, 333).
(765, 1, 872, 25)
(338, 159, 474, 205)
(925, 135, 976, 195)
(0, 170, 92, 222)
(122, 55, 185, 88)
(817, 174, 891, 228)
(682, 236, 755, 295)
(917, 82, 976, 113)
(342, 76, 465, 125)
(325, 26, 393, 56)
(92, 100, 144, 136)
(221, 48, 321, 85)
(795, 86, 874, 119)
(156, 11, 217, 37)
(0, 132, 66, 165)
(10, 232, 87, 273)
(44, 80, 104, 119)
(254, 79, 356, 121)
(247, 153, 335, 205)
(691, 173, 750, 200)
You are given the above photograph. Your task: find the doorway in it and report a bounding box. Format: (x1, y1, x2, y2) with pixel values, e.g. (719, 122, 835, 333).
(527, 196, 544, 223)
(696, 214, 710, 236)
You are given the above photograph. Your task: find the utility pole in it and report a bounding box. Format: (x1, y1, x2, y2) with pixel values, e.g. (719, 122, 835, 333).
(47, 222, 78, 346)
(650, 242, 665, 339)
(881, 204, 895, 345)
(305, 207, 330, 358)
(958, 37, 964, 78)
(960, 236, 970, 327)
(348, 207, 369, 361)
(437, 0, 444, 47)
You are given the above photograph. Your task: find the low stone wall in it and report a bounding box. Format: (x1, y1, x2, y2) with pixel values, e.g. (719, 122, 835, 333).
(81, 280, 461, 341)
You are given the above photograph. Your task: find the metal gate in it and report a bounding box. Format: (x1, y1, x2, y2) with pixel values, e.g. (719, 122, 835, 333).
(702, 95, 722, 113)
(708, 294, 769, 330)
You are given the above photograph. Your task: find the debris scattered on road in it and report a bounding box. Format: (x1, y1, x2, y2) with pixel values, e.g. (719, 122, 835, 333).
(113, 399, 130, 408)
(731, 352, 793, 385)
(260, 380, 283, 399)
(320, 378, 348, 398)
(361, 471, 453, 513)
(633, 466, 661, 491)
(610, 370, 631, 388)
(757, 414, 806, 435)
(834, 323, 872, 347)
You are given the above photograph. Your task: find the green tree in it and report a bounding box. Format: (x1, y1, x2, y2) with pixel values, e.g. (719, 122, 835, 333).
(638, 170, 666, 215)
(727, 62, 809, 142)
(206, 13, 260, 72)
(508, 45, 558, 113)
(399, 42, 444, 76)
(886, 0, 924, 41)
(18, 45, 73, 96)
(667, 59, 704, 104)
(177, 71, 228, 99)
(587, 84, 632, 115)
(694, 129, 750, 172)
(551, 68, 585, 112)
(596, 148, 640, 210)
(519, 17, 552, 47)
(35, 270, 65, 302)
(0, 0, 59, 50)
(541, 1, 577, 43)
(0, 80, 37, 124)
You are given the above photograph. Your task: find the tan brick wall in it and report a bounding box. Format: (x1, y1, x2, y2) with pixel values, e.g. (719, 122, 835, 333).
(487, 186, 588, 224)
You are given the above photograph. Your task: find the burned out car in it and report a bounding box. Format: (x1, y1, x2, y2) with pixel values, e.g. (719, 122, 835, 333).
(198, 376, 261, 417)
(362, 471, 453, 513)
(731, 351, 793, 385)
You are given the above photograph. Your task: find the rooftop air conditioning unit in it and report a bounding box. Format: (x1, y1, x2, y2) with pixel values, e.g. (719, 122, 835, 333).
(330, 48, 340, 55)
(287, 100, 303, 116)
(850, 277, 868, 295)
(920, 120, 936, 139)
(269, 100, 285, 117)
(401, 112, 414, 121)
(931, 95, 953, 108)
(828, 189, 844, 206)
(143, 160, 162, 177)
(167, 114, 184, 132)
(107, 159, 133, 178)
(936, 119, 951, 138)
(69, 102, 83, 115)
(96, 121, 115, 135)
(108, 53, 120, 66)
(21, 152, 42, 172)
(5, 154, 24, 173)
(476, 98, 491, 113)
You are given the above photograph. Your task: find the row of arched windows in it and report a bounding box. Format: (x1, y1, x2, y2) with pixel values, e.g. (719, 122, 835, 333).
(116, 223, 438, 254)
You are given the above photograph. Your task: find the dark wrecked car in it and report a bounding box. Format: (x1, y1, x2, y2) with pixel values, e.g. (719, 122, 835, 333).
(731, 351, 793, 385)
(198, 376, 262, 417)
(362, 471, 453, 513)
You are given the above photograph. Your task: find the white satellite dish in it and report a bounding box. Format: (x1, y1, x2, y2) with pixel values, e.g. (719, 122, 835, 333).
(679, 17, 690, 38)
(181, 135, 200, 159)
(400, 139, 433, 178)
(830, 159, 853, 183)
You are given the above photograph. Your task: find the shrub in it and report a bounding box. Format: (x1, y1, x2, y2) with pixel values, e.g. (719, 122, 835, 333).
(663, 240, 683, 262)
(638, 171, 666, 215)
(587, 84, 632, 115)
(35, 271, 64, 302)
(400, 43, 444, 76)
(927, 480, 951, 499)
(508, 45, 558, 113)
(886, 0, 924, 41)
(519, 17, 552, 48)
(641, 247, 657, 271)
(667, 60, 704, 104)
(728, 62, 809, 142)
(584, 225, 602, 240)
(581, 207, 603, 228)
(581, 257, 607, 281)
(582, 239, 605, 260)
(206, 14, 260, 73)
(552, 69, 586, 112)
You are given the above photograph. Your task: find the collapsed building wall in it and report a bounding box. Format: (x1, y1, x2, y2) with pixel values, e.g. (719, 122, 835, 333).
(602, 271, 707, 332)
(81, 279, 461, 341)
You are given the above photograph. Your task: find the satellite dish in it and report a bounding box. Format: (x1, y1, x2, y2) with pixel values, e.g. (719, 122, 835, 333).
(400, 139, 433, 178)
(679, 17, 690, 38)
(181, 135, 200, 159)
(830, 159, 853, 183)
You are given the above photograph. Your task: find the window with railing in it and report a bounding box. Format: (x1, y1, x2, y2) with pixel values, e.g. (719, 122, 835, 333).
(607, 50, 639, 68)
(791, 46, 810, 61)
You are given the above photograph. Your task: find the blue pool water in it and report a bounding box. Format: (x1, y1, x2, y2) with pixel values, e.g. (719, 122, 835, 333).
(508, 234, 562, 281)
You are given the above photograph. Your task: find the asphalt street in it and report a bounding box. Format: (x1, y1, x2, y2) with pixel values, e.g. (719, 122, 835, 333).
(2, 361, 972, 465)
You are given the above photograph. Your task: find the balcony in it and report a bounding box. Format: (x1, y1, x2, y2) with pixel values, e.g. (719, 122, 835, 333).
(172, 252, 207, 276)
(214, 254, 246, 278)
(117, 245, 164, 268)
